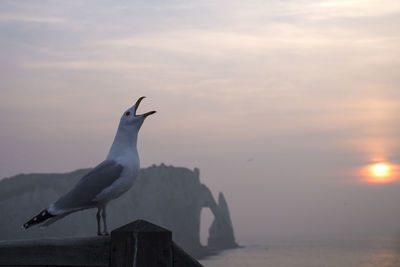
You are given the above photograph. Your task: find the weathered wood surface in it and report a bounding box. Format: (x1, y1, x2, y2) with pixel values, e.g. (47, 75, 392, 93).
(0, 236, 110, 266)
(0, 220, 202, 267)
(110, 220, 173, 267)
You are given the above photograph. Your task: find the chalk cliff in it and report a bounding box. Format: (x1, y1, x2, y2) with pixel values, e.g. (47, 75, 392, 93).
(208, 193, 238, 249)
(0, 164, 237, 258)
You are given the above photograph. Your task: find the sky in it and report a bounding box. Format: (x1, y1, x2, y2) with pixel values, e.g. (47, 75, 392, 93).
(1, 0, 400, 243)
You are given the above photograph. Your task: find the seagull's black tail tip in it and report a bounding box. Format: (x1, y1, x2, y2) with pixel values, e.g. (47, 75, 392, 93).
(23, 209, 55, 230)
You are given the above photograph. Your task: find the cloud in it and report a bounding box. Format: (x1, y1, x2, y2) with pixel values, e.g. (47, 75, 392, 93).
(97, 26, 385, 59)
(0, 14, 68, 24)
(215, 0, 400, 21)
(22, 60, 165, 71)
(304, 0, 400, 19)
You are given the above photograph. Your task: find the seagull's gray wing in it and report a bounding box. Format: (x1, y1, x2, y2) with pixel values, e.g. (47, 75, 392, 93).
(53, 160, 123, 212)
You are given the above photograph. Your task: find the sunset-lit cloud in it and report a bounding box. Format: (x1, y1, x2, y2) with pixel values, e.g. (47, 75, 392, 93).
(304, 0, 400, 19)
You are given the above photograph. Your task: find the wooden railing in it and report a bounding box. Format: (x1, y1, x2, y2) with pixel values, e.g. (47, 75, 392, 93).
(0, 219, 203, 267)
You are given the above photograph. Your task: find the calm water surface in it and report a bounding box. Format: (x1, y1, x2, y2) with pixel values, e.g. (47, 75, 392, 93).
(200, 238, 400, 267)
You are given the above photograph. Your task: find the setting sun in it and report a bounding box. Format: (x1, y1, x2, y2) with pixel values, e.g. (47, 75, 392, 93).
(371, 163, 390, 177)
(360, 162, 400, 184)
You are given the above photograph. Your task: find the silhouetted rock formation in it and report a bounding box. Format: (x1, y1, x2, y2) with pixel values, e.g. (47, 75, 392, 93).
(208, 193, 238, 249)
(0, 164, 237, 258)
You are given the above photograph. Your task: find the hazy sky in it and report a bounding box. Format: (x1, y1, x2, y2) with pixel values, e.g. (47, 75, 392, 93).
(1, 0, 400, 243)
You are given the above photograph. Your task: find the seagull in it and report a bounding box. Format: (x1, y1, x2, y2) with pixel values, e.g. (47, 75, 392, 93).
(23, 97, 156, 236)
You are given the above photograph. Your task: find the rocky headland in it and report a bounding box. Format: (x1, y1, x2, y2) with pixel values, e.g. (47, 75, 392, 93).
(0, 164, 238, 258)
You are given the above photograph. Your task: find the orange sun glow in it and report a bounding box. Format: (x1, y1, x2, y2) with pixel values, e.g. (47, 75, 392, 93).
(371, 163, 390, 177)
(361, 163, 399, 184)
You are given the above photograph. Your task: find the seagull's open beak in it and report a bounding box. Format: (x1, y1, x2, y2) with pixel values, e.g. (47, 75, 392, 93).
(134, 96, 156, 117)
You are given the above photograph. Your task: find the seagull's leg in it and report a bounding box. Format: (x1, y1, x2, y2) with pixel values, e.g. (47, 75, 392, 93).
(101, 206, 109, 236)
(96, 208, 102, 236)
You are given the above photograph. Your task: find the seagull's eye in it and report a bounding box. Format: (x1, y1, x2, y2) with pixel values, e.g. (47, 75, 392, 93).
(125, 112, 131, 116)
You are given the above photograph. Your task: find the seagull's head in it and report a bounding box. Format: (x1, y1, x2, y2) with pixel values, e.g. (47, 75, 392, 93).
(120, 96, 156, 131)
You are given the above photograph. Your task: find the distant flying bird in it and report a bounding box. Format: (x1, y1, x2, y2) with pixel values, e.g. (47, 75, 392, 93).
(23, 97, 156, 236)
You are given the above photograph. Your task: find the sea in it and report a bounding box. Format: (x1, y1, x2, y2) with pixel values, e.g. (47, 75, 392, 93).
(199, 238, 400, 267)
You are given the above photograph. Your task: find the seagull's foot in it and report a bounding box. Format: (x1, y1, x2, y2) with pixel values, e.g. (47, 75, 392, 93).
(97, 231, 109, 236)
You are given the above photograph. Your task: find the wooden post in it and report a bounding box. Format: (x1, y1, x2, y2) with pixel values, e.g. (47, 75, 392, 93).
(110, 219, 173, 267)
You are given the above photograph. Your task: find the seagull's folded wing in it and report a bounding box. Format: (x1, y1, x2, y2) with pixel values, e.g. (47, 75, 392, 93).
(52, 160, 124, 213)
